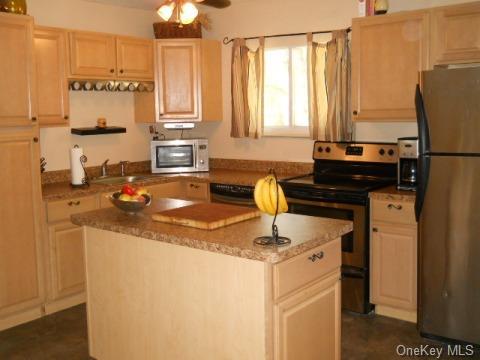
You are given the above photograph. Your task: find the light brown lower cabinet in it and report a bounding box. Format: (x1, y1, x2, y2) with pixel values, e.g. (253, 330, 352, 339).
(370, 197, 417, 323)
(44, 222, 85, 314)
(84, 228, 341, 360)
(0, 128, 44, 331)
(275, 272, 341, 360)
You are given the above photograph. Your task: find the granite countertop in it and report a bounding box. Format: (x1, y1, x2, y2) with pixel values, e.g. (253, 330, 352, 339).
(71, 198, 352, 264)
(42, 169, 299, 202)
(370, 185, 416, 202)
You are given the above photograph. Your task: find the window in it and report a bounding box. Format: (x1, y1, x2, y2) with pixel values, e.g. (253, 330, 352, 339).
(263, 44, 309, 137)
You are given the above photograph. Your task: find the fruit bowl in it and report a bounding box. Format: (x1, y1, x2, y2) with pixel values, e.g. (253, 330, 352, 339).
(109, 191, 152, 215)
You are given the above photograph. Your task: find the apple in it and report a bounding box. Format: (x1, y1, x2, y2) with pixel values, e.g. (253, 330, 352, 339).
(131, 195, 146, 202)
(121, 184, 136, 196)
(136, 187, 149, 196)
(118, 193, 132, 201)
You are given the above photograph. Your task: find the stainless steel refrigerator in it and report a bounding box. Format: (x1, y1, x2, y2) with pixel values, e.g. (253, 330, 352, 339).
(415, 66, 480, 345)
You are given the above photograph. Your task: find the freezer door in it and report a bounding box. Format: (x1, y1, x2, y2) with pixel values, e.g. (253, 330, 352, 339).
(419, 155, 480, 344)
(423, 67, 480, 154)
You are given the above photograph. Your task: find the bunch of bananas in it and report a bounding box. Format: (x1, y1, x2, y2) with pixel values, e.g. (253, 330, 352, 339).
(254, 174, 288, 216)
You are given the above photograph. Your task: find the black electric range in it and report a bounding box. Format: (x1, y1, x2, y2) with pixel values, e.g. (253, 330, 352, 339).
(280, 141, 398, 314)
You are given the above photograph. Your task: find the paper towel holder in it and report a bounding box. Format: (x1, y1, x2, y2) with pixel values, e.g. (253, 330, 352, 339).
(70, 145, 90, 189)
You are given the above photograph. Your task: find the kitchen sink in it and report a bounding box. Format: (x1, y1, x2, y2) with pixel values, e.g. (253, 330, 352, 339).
(90, 175, 153, 185)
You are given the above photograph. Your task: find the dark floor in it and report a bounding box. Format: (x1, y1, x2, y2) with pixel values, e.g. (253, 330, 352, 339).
(0, 305, 478, 359)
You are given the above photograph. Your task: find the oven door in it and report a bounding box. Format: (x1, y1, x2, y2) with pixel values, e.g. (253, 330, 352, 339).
(151, 144, 196, 173)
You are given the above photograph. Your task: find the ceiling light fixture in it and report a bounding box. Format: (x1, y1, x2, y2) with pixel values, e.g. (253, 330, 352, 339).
(157, 0, 199, 25)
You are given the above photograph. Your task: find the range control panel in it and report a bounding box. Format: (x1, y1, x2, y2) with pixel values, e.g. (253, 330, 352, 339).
(313, 142, 398, 163)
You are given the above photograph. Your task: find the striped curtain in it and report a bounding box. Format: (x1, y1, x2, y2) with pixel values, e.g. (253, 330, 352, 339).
(230, 38, 264, 139)
(308, 30, 353, 141)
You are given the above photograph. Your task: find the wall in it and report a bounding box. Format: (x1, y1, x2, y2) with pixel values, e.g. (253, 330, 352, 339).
(33, 0, 472, 169)
(29, 0, 158, 171)
(188, 0, 471, 162)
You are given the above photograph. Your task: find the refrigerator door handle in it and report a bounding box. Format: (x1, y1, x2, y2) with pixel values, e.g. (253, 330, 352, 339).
(415, 84, 431, 155)
(415, 155, 430, 222)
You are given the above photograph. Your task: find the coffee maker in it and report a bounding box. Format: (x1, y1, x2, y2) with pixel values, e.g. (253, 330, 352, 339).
(397, 137, 418, 191)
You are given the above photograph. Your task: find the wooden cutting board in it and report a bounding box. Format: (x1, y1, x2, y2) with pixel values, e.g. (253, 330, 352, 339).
(152, 203, 261, 230)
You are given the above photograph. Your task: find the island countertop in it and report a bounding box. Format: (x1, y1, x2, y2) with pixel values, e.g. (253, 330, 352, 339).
(71, 198, 352, 264)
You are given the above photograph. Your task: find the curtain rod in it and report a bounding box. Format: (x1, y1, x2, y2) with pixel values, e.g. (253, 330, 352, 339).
(222, 27, 351, 45)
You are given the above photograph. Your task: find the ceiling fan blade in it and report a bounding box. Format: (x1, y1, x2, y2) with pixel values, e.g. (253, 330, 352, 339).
(196, 0, 231, 9)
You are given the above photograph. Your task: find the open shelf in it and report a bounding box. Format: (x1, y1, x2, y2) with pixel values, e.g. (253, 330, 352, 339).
(71, 126, 127, 136)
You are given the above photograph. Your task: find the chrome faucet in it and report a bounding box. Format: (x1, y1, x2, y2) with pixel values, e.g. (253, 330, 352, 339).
(100, 159, 109, 177)
(119, 161, 130, 176)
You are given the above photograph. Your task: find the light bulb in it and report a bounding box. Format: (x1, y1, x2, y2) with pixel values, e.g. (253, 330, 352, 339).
(180, 1, 198, 25)
(157, 2, 175, 21)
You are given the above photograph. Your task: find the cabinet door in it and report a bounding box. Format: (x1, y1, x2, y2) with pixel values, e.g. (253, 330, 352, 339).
(47, 222, 85, 299)
(0, 130, 43, 316)
(117, 36, 154, 80)
(34, 27, 69, 127)
(431, 2, 480, 66)
(185, 182, 209, 201)
(275, 272, 341, 360)
(371, 223, 417, 310)
(156, 40, 201, 121)
(0, 14, 37, 127)
(69, 31, 116, 78)
(352, 11, 429, 121)
(147, 182, 184, 199)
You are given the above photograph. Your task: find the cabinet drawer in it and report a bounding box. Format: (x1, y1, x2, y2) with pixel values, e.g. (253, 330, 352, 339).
(47, 195, 98, 222)
(185, 182, 209, 200)
(371, 199, 415, 225)
(274, 239, 341, 300)
(147, 182, 183, 199)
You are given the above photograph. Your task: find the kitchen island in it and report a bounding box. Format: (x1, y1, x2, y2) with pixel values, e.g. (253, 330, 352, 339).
(72, 199, 352, 360)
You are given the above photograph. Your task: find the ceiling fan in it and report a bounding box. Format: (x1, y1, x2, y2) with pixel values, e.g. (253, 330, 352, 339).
(157, 0, 231, 25)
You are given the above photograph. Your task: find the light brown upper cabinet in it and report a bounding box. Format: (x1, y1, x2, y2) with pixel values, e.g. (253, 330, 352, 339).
(0, 13, 37, 127)
(157, 39, 201, 120)
(430, 1, 480, 66)
(351, 11, 429, 121)
(68, 31, 116, 79)
(34, 26, 69, 127)
(138, 39, 222, 123)
(116, 36, 154, 80)
(68, 31, 154, 80)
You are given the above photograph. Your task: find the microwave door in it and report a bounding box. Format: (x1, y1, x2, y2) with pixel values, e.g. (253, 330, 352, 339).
(155, 145, 194, 172)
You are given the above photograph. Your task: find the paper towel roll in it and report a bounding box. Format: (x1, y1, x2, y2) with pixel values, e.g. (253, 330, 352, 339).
(70, 146, 85, 185)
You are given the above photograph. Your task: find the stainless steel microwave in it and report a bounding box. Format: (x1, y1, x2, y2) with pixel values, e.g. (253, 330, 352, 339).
(150, 139, 209, 174)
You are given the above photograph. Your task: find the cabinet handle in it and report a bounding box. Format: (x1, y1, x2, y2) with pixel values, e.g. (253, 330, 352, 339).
(64, 115, 69, 120)
(120, 69, 124, 74)
(308, 251, 324, 262)
(353, 110, 358, 116)
(387, 204, 403, 210)
(372, 227, 378, 232)
(189, 183, 200, 189)
(110, 69, 115, 73)
(32, 117, 37, 122)
(33, 137, 39, 143)
(68, 200, 81, 206)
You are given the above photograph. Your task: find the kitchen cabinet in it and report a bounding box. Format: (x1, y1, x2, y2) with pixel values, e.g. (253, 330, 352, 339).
(370, 196, 417, 323)
(274, 240, 341, 360)
(68, 31, 116, 79)
(0, 128, 44, 331)
(68, 30, 154, 80)
(275, 273, 340, 360)
(43, 195, 98, 314)
(0, 13, 37, 127)
(430, 2, 480, 66)
(351, 10, 429, 121)
(147, 181, 184, 199)
(34, 26, 70, 127)
(136, 39, 222, 123)
(116, 36, 154, 80)
(185, 181, 209, 201)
